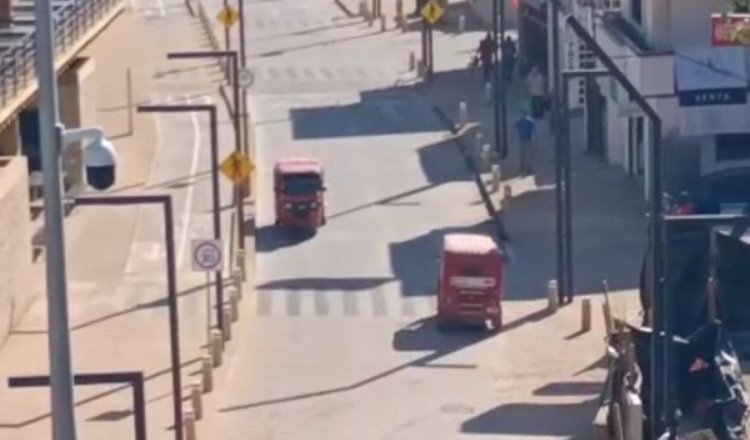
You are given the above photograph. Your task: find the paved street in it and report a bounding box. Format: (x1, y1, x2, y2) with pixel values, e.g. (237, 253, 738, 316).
(0, 1, 238, 438)
(200, 0, 615, 439)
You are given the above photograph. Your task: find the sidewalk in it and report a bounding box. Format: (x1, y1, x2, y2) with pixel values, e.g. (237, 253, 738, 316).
(425, 39, 647, 310)
(0, 2, 238, 439)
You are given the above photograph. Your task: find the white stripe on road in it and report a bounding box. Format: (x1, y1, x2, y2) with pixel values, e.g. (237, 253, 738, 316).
(176, 95, 205, 268)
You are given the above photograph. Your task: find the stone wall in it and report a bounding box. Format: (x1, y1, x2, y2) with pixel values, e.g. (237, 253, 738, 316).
(0, 156, 32, 345)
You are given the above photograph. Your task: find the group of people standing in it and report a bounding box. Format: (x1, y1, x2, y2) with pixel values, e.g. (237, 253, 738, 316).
(475, 33, 549, 176)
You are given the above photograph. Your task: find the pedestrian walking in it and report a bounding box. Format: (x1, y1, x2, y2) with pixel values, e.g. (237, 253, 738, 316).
(501, 36, 517, 82)
(525, 66, 547, 119)
(476, 32, 496, 85)
(515, 110, 535, 176)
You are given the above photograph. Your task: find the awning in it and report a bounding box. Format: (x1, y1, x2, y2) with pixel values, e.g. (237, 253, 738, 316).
(675, 46, 749, 136)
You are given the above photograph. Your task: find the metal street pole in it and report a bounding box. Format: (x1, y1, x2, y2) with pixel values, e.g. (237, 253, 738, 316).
(548, 0, 566, 304)
(491, 0, 501, 156)
(558, 10, 666, 436)
(236, 0, 250, 157)
(166, 50, 246, 252)
(75, 195, 183, 440)
(136, 104, 225, 330)
(499, 0, 508, 159)
(34, 0, 78, 438)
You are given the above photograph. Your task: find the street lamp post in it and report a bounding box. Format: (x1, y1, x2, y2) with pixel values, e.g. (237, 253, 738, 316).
(137, 103, 225, 331)
(166, 50, 246, 252)
(74, 194, 184, 440)
(553, 7, 666, 436)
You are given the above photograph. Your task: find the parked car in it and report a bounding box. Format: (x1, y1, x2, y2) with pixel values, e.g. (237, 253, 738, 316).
(666, 167, 750, 215)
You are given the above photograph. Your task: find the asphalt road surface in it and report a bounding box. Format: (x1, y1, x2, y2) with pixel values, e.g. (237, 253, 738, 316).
(208, 0, 512, 438)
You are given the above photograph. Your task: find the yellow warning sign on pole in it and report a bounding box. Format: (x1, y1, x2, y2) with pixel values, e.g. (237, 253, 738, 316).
(421, 0, 444, 24)
(217, 6, 240, 28)
(220, 151, 254, 183)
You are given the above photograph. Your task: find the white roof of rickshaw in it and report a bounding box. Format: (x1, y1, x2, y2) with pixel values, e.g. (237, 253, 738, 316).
(274, 157, 323, 174)
(443, 233, 498, 256)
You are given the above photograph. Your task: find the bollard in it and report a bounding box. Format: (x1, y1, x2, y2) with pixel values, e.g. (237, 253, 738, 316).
(367, 9, 374, 26)
(503, 184, 512, 200)
(380, 15, 386, 31)
(359, 0, 367, 15)
(184, 410, 196, 440)
(490, 164, 501, 193)
(210, 329, 223, 367)
(395, 0, 403, 17)
(190, 381, 203, 420)
(222, 307, 232, 342)
(484, 82, 492, 103)
(547, 280, 559, 312)
(458, 14, 466, 33)
(581, 298, 592, 332)
(235, 249, 246, 281)
(416, 60, 426, 78)
(201, 355, 213, 392)
(458, 102, 468, 126)
(409, 52, 416, 71)
(480, 144, 491, 172)
(229, 289, 240, 322)
(232, 268, 243, 300)
(399, 14, 407, 31)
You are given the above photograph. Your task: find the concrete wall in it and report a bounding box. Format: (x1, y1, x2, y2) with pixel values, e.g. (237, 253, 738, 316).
(0, 156, 32, 345)
(58, 57, 96, 191)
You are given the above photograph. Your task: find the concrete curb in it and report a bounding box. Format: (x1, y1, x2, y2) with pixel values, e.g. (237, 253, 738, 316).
(431, 104, 512, 256)
(332, 0, 358, 17)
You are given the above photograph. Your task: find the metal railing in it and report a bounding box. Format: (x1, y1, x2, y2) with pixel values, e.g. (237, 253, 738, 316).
(0, 0, 120, 107)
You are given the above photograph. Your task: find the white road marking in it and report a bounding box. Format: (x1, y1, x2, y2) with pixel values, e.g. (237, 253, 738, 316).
(176, 94, 206, 268)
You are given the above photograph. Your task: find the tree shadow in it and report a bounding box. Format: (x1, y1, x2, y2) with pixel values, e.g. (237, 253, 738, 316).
(256, 276, 393, 291)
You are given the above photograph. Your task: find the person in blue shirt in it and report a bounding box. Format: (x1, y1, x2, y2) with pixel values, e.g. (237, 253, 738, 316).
(515, 110, 535, 176)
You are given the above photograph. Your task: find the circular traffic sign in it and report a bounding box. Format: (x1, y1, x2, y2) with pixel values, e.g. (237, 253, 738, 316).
(192, 240, 223, 271)
(237, 68, 255, 89)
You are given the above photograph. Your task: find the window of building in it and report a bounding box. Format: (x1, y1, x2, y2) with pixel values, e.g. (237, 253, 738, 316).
(631, 0, 642, 24)
(716, 133, 750, 161)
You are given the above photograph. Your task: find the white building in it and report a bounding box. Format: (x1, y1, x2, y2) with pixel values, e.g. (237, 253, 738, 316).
(581, 0, 750, 198)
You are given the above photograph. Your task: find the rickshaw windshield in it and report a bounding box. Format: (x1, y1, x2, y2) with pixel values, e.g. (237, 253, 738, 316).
(281, 173, 322, 196)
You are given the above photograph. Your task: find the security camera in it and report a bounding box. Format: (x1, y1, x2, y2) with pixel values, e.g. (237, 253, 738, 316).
(84, 137, 117, 190)
(60, 125, 118, 191)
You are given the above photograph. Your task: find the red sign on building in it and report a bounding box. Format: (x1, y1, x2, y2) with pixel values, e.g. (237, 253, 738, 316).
(711, 13, 750, 46)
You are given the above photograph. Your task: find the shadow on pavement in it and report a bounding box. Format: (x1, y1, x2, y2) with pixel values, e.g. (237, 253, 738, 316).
(289, 88, 442, 139)
(0, 357, 201, 429)
(532, 381, 603, 396)
(392, 315, 490, 354)
(256, 276, 392, 291)
(388, 220, 496, 297)
(255, 224, 316, 253)
(461, 398, 599, 438)
(219, 316, 493, 414)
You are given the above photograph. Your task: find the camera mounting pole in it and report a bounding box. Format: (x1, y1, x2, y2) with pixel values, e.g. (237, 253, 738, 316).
(59, 125, 105, 147)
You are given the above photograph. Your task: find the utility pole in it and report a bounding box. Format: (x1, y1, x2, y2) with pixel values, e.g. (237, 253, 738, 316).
(549, 0, 566, 304)
(499, 0, 508, 159)
(491, 0, 501, 156)
(34, 0, 78, 439)
(34, 0, 78, 438)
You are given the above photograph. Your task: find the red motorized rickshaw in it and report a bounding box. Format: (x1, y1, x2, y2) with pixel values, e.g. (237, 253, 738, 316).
(273, 157, 326, 230)
(436, 233, 504, 332)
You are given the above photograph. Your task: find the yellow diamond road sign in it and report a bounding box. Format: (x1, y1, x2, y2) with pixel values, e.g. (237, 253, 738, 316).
(217, 6, 240, 28)
(421, 0, 444, 24)
(220, 151, 254, 183)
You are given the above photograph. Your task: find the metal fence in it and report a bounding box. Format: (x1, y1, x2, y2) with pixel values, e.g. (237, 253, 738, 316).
(0, 0, 120, 107)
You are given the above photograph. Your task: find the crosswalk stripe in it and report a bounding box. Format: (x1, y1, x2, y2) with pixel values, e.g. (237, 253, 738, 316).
(257, 290, 273, 316)
(371, 288, 387, 317)
(285, 66, 298, 80)
(314, 290, 329, 316)
(342, 292, 358, 316)
(401, 297, 417, 317)
(286, 290, 301, 316)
